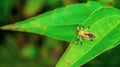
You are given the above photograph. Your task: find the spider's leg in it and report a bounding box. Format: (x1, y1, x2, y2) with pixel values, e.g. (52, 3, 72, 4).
(75, 24, 82, 44)
(90, 39, 93, 41)
(85, 25, 91, 31)
(81, 24, 85, 30)
(76, 35, 83, 44)
(76, 24, 80, 32)
(76, 24, 80, 39)
(88, 26, 91, 29)
(80, 36, 83, 44)
(75, 24, 80, 41)
(76, 34, 80, 41)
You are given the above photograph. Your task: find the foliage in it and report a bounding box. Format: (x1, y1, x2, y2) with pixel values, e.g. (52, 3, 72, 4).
(0, 0, 120, 67)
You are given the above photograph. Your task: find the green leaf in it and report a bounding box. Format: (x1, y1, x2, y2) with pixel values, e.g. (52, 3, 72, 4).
(0, 1, 101, 41)
(56, 7, 120, 67)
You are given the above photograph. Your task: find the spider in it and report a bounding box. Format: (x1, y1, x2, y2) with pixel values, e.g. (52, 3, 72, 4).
(76, 24, 96, 44)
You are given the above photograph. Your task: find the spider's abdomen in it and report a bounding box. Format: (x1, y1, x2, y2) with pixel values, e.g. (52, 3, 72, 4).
(85, 33, 96, 38)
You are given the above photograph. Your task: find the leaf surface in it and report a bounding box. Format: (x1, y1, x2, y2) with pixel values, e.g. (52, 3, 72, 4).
(56, 6, 120, 67)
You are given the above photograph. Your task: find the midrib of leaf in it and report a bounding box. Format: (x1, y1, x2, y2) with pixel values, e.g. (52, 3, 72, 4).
(72, 16, 120, 66)
(83, 6, 103, 25)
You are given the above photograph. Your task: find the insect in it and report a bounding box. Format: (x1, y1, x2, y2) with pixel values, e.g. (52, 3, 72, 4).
(76, 24, 96, 44)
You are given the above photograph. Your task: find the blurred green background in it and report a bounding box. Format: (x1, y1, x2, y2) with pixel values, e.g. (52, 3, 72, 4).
(0, 0, 120, 67)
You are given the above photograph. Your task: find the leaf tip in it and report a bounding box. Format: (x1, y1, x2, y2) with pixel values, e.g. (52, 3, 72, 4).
(0, 24, 20, 31)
